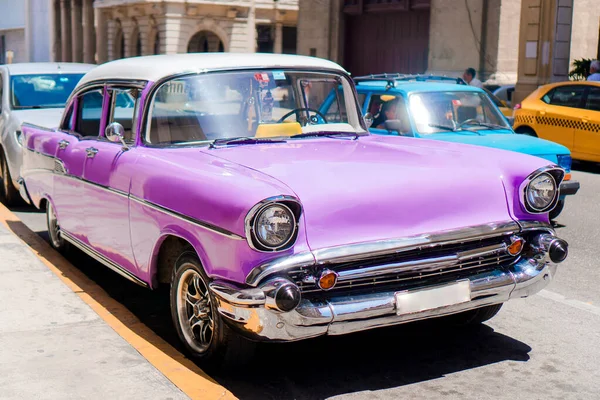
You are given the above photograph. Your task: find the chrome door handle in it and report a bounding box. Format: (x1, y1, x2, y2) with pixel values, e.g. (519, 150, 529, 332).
(85, 147, 99, 158)
(58, 139, 70, 149)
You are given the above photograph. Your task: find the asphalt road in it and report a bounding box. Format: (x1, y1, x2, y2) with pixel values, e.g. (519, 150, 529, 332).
(11, 161, 600, 400)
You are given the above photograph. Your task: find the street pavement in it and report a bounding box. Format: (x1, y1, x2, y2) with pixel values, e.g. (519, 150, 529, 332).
(0, 221, 188, 400)
(7, 161, 600, 399)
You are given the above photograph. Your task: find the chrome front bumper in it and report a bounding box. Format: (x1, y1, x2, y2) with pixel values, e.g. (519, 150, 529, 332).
(210, 255, 559, 342)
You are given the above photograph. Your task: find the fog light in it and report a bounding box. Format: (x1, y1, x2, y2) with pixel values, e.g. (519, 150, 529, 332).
(549, 239, 568, 263)
(318, 269, 338, 291)
(507, 236, 524, 256)
(261, 278, 301, 312)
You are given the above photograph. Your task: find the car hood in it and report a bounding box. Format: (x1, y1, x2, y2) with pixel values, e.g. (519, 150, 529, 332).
(12, 108, 64, 129)
(202, 136, 526, 250)
(424, 130, 570, 162)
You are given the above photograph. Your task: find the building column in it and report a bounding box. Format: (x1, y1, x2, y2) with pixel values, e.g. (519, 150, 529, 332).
(82, 0, 95, 63)
(274, 22, 283, 53)
(247, 0, 256, 52)
(71, 0, 83, 62)
(513, 0, 574, 105)
(51, 0, 62, 61)
(120, 19, 136, 58)
(60, 0, 72, 61)
(95, 9, 108, 63)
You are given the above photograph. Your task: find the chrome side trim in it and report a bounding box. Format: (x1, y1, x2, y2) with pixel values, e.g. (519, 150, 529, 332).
(61, 231, 149, 288)
(129, 195, 245, 240)
(245, 220, 519, 286)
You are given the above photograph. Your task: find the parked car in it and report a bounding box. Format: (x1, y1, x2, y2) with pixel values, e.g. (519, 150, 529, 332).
(513, 81, 600, 163)
(20, 54, 569, 368)
(491, 84, 516, 108)
(353, 74, 579, 219)
(0, 62, 95, 204)
(482, 86, 514, 119)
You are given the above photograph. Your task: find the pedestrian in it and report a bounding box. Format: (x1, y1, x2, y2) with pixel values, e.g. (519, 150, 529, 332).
(462, 67, 483, 88)
(587, 60, 600, 81)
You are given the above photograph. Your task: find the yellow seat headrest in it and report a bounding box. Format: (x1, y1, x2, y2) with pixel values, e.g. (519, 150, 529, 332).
(380, 95, 396, 102)
(255, 122, 302, 138)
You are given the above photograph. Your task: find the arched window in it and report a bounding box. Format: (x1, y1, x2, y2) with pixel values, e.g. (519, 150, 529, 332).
(187, 31, 224, 53)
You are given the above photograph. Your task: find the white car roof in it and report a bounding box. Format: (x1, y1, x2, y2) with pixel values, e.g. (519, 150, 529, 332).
(1, 62, 95, 75)
(77, 53, 348, 88)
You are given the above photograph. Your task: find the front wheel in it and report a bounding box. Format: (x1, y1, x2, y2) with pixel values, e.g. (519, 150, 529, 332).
(449, 304, 503, 326)
(549, 199, 565, 221)
(0, 152, 21, 206)
(170, 251, 255, 370)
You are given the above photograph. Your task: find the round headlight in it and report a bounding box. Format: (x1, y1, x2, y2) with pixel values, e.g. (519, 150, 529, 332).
(526, 172, 557, 211)
(253, 204, 296, 249)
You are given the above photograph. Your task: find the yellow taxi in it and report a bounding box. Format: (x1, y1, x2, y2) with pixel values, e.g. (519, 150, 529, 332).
(513, 81, 600, 162)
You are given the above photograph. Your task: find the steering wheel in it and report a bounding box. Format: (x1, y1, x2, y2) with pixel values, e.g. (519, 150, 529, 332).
(458, 118, 481, 128)
(277, 108, 329, 125)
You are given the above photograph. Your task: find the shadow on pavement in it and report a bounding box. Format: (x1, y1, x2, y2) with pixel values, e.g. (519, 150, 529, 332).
(214, 320, 531, 400)
(572, 160, 600, 174)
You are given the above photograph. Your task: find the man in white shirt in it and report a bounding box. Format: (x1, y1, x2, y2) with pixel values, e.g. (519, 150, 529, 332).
(462, 67, 483, 88)
(587, 60, 600, 81)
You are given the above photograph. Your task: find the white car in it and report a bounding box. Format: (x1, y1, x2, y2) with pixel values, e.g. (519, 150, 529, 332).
(0, 62, 95, 204)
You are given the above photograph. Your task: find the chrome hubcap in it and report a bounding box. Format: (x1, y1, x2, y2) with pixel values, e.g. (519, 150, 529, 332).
(47, 204, 62, 248)
(176, 267, 214, 353)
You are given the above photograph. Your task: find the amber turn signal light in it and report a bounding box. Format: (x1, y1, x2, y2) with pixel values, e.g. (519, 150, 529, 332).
(507, 236, 524, 256)
(564, 173, 571, 182)
(318, 270, 338, 291)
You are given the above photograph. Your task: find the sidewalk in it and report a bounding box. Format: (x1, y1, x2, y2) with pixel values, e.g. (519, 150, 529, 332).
(0, 221, 189, 399)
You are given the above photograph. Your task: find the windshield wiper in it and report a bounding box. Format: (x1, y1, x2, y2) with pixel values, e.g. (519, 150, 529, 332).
(291, 131, 359, 140)
(468, 122, 510, 130)
(428, 123, 481, 135)
(209, 136, 286, 149)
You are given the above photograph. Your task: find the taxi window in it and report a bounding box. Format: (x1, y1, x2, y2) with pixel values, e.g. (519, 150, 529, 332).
(585, 87, 600, 112)
(544, 86, 585, 108)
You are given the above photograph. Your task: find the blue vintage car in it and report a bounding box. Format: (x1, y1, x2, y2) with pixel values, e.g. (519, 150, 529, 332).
(350, 75, 580, 219)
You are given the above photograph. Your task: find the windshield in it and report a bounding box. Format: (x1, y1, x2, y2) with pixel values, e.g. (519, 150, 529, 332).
(11, 73, 85, 109)
(409, 91, 510, 134)
(146, 69, 365, 145)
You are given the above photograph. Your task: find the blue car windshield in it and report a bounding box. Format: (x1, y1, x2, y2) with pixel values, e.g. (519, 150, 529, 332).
(409, 91, 510, 134)
(11, 73, 85, 109)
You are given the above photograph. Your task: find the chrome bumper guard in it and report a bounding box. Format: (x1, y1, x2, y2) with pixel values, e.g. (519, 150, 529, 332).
(209, 228, 566, 342)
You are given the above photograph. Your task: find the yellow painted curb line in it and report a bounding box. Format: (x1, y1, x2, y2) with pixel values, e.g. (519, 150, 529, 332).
(0, 204, 236, 400)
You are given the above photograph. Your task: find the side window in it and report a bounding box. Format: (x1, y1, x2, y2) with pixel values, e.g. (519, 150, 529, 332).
(585, 87, 600, 112)
(75, 89, 104, 138)
(0, 73, 3, 112)
(108, 88, 139, 144)
(547, 86, 585, 108)
(368, 94, 410, 132)
(61, 104, 74, 130)
(357, 93, 366, 109)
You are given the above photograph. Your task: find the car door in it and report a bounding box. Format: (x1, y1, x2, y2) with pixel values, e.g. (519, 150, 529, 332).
(81, 86, 141, 274)
(53, 88, 105, 244)
(538, 85, 586, 150)
(573, 85, 600, 161)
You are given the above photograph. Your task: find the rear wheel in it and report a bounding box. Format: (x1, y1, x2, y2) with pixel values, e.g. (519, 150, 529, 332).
(170, 251, 255, 370)
(46, 201, 69, 253)
(549, 199, 565, 221)
(0, 152, 21, 206)
(514, 126, 537, 137)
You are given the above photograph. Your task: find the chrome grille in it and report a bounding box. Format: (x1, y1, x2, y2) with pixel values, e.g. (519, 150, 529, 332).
(289, 235, 518, 294)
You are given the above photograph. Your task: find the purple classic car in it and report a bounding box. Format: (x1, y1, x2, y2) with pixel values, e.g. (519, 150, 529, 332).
(20, 54, 568, 367)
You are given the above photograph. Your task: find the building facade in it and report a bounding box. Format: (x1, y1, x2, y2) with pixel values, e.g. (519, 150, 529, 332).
(48, 0, 298, 64)
(0, 0, 53, 64)
(298, 0, 600, 85)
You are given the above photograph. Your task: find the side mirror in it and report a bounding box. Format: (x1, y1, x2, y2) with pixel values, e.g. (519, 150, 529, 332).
(364, 112, 373, 128)
(105, 122, 129, 149)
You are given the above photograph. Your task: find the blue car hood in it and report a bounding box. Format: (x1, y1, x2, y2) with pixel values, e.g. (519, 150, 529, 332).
(423, 130, 570, 163)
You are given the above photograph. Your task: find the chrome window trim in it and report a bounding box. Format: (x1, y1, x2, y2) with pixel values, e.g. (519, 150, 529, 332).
(244, 195, 302, 252)
(61, 230, 149, 288)
(245, 220, 522, 286)
(519, 166, 565, 214)
(140, 67, 367, 146)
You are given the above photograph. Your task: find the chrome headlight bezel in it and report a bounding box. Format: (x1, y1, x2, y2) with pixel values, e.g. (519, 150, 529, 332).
(520, 167, 564, 214)
(245, 196, 301, 252)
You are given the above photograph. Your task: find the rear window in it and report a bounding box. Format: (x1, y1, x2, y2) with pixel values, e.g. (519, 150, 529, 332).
(542, 86, 585, 108)
(11, 73, 85, 109)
